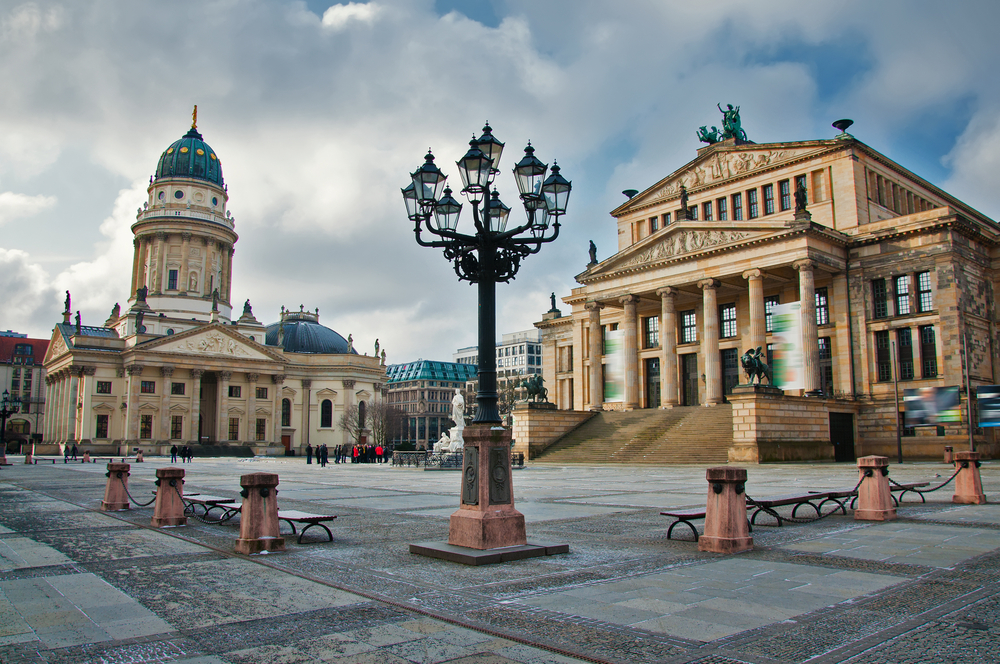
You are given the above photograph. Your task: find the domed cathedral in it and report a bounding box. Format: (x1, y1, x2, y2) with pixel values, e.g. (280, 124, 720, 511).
(41, 109, 387, 457)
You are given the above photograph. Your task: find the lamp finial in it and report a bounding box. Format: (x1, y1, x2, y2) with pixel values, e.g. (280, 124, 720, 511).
(192, 104, 198, 130)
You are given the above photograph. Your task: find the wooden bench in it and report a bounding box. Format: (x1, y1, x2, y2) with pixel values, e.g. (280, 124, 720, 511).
(660, 508, 754, 541)
(277, 510, 338, 544)
(749, 489, 855, 527)
(182, 495, 241, 521)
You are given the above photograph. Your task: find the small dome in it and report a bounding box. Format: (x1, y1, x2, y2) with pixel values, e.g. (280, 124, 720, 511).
(155, 127, 224, 186)
(264, 313, 356, 354)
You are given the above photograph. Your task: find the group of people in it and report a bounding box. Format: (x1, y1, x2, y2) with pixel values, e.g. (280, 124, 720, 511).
(169, 444, 195, 463)
(305, 443, 390, 466)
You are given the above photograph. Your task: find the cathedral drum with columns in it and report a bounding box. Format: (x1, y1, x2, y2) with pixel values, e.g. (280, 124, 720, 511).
(40, 112, 386, 457)
(536, 116, 999, 462)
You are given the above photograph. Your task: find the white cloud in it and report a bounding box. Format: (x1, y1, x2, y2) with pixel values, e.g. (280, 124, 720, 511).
(321, 2, 381, 29)
(0, 248, 58, 333)
(0, 191, 56, 225)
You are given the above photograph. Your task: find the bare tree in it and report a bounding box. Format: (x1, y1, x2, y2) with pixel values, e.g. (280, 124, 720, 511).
(338, 405, 364, 446)
(367, 401, 405, 448)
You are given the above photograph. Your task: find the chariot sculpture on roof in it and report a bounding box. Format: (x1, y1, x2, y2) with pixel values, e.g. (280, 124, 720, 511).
(698, 104, 748, 144)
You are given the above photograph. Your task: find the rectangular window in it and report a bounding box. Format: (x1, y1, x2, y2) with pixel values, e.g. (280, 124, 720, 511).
(171, 382, 185, 395)
(720, 303, 737, 338)
(818, 337, 831, 360)
(762, 183, 774, 215)
(96, 381, 112, 394)
(920, 325, 938, 378)
(229, 417, 239, 441)
(690, 204, 698, 220)
(96, 414, 109, 439)
(256, 386, 268, 399)
(875, 330, 892, 382)
(663, 212, 671, 226)
(140, 380, 155, 394)
(649, 216, 658, 233)
(732, 193, 743, 221)
(716, 197, 727, 220)
(897, 328, 914, 380)
(765, 295, 779, 332)
(643, 316, 659, 349)
(167, 269, 178, 290)
(256, 418, 267, 441)
(702, 201, 712, 221)
(681, 310, 697, 344)
(747, 189, 759, 219)
(228, 385, 241, 398)
(895, 275, 911, 315)
(917, 271, 933, 312)
(140, 414, 153, 439)
(779, 179, 791, 211)
(171, 415, 183, 439)
(872, 278, 888, 319)
(815, 287, 829, 326)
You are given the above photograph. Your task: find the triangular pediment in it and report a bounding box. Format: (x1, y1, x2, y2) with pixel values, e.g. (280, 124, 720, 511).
(141, 324, 284, 362)
(44, 328, 68, 364)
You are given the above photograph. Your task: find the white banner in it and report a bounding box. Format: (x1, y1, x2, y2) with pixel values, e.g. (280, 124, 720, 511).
(772, 302, 804, 390)
(604, 329, 624, 402)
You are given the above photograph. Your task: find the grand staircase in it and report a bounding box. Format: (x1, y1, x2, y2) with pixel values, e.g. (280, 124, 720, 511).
(534, 405, 733, 464)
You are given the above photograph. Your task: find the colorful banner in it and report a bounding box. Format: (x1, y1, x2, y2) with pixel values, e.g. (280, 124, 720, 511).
(771, 301, 803, 390)
(904, 386, 962, 426)
(604, 329, 624, 402)
(977, 385, 1000, 428)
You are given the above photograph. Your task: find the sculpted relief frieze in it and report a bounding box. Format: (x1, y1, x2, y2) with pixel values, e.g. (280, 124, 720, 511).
(649, 150, 789, 201)
(173, 332, 253, 358)
(620, 230, 754, 268)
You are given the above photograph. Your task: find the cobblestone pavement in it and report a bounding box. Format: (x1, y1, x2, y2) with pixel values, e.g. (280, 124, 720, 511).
(0, 456, 996, 663)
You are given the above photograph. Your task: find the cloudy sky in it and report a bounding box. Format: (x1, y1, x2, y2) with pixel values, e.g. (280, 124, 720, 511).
(1, 0, 998, 363)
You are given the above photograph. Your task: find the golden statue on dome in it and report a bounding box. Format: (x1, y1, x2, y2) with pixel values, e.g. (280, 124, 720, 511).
(191, 104, 198, 130)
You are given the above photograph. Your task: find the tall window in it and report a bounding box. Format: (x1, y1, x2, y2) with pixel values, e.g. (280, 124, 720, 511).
(917, 271, 933, 312)
(662, 212, 671, 226)
(762, 183, 774, 215)
(140, 414, 153, 439)
(680, 310, 697, 344)
(716, 197, 727, 220)
(875, 330, 892, 381)
(779, 180, 791, 211)
(702, 201, 713, 221)
(897, 328, 914, 380)
(140, 381, 155, 394)
(894, 275, 911, 315)
(747, 189, 759, 219)
(872, 278, 888, 318)
(358, 401, 366, 429)
(228, 385, 241, 398)
(689, 204, 698, 220)
(920, 326, 938, 378)
(167, 269, 178, 290)
(818, 337, 833, 396)
(228, 417, 239, 441)
(643, 316, 659, 348)
(171, 382, 185, 395)
(720, 303, 737, 338)
(649, 216, 658, 233)
(321, 399, 333, 427)
(281, 398, 291, 427)
(97, 381, 112, 394)
(765, 295, 780, 332)
(96, 414, 109, 439)
(732, 193, 743, 221)
(815, 287, 829, 325)
(171, 415, 183, 439)
(256, 386, 268, 399)
(256, 418, 267, 441)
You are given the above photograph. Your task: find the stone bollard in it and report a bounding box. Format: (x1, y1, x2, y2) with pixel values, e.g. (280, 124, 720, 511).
(151, 467, 187, 527)
(855, 456, 896, 521)
(943, 446, 953, 464)
(699, 467, 753, 553)
(24, 451, 33, 464)
(234, 473, 285, 554)
(953, 451, 987, 505)
(82, 451, 91, 463)
(101, 462, 131, 511)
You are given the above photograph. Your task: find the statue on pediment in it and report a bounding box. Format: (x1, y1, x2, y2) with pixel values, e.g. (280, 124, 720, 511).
(697, 125, 721, 144)
(243, 299, 253, 317)
(64, 290, 71, 313)
(588, 240, 598, 265)
(718, 103, 748, 141)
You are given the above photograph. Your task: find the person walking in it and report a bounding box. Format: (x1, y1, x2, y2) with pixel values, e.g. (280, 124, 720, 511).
(170, 444, 178, 463)
(71, 444, 78, 460)
(321, 444, 329, 467)
(306, 443, 313, 465)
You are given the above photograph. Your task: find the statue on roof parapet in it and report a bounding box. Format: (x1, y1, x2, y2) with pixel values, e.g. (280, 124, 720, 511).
(718, 103, 748, 141)
(64, 290, 71, 313)
(75, 312, 81, 335)
(588, 240, 597, 265)
(136, 286, 148, 303)
(696, 125, 721, 144)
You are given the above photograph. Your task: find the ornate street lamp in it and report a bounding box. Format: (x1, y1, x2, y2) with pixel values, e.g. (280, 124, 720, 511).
(0, 389, 21, 451)
(402, 123, 570, 425)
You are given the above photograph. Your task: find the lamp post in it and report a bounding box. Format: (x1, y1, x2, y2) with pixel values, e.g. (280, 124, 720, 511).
(0, 389, 21, 460)
(403, 123, 570, 425)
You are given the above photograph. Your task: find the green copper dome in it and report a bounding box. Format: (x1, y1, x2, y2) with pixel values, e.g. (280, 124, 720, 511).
(155, 127, 224, 186)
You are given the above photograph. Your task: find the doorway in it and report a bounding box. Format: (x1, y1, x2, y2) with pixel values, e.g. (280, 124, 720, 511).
(281, 435, 291, 452)
(681, 353, 699, 406)
(199, 373, 218, 443)
(721, 348, 740, 399)
(644, 358, 661, 408)
(830, 413, 855, 462)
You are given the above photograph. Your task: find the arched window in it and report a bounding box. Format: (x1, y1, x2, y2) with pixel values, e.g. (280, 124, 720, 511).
(358, 401, 366, 429)
(321, 399, 333, 428)
(281, 398, 291, 427)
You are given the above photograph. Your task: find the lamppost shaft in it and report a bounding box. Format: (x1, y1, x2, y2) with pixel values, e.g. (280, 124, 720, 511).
(475, 243, 500, 424)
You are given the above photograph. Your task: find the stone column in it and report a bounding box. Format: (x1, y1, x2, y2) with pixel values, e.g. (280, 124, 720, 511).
(271, 374, 285, 444)
(51, 373, 63, 441)
(154, 231, 167, 294)
(42, 377, 53, 441)
(301, 379, 312, 450)
(79, 367, 96, 441)
(246, 373, 258, 444)
(159, 366, 173, 444)
(130, 238, 141, 298)
(795, 259, 820, 393)
(223, 246, 233, 304)
(658, 288, 678, 407)
(66, 368, 80, 440)
(743, 268, 765, 353)
(585, 302, 604, 411)
(217, 371, 232, 442)
(125, 364, 144, 442)
(190, 369, 203, 444)
(620, 295, 640, 409)
(699, 279, 722, 405)
(180, 232, 192, 293)
(202, 238, 212, 297)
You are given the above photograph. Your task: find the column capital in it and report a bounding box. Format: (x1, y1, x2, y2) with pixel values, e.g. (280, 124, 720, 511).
(116, 367, 126, 378)
(793, 259, 816, 272)
(182, 231, 192, 242)
(698, 278, 720, 291)
(82, 366, 97, 376)
(301, 379, 312, 389)
(133, 237, 140, 248)
(619, 294, 640, 307)
(219, 371, 233, 381)
(126, 364, 144, 376)
(271, 374, 286, 385)
(155, 231, 167, 241)
(584, 301, 604, 312)
(246, 373, 259, 383)
(656, 287, 677, 299)
(742, 268, 762, 281)
(160, 365, 174, 378)
(342, 379, 355, 389)
(190, 369, 205, 379)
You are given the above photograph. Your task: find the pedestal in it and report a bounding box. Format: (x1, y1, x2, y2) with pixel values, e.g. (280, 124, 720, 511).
(234, 472, 285, 554)
(855, 456, 896, 521)
(698, 467, 753, 554)
(101, 462, 131, 511)
(953, 451, 986, 505)
(151, 467, 187, 527)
